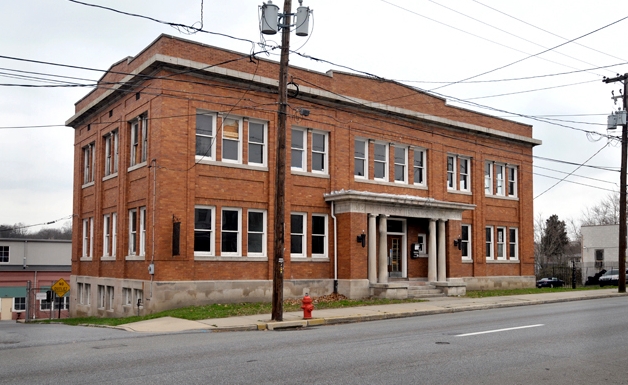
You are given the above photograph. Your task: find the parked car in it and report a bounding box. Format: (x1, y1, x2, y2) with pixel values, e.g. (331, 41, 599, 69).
(598, 269, 628, 287)
(536, 277, 565, 288)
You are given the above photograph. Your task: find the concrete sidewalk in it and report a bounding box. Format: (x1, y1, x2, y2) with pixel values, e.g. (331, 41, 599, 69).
(116, 289, 627, 333)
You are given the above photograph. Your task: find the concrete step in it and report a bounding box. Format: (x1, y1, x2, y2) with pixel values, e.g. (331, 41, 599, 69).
(407, 287, 445, 299)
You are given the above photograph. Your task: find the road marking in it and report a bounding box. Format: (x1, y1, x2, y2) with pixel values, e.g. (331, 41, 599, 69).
(455, 324, 544, 337)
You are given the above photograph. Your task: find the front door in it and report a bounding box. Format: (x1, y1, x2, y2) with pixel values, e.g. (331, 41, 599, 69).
(387, 235, 402, 277)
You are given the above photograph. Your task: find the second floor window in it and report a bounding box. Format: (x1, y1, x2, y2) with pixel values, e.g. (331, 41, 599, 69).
(447, 155, 471, 192)
(374, 143, 388, 181)
(222, 117, 241, 162)
(413, 149, 426, 186)
(248, 121, 265, 166)
(354, 139, 367, 178)
(447, 156, 456, 189)
(312, 132, 327, 173)
(196, 111, 215, 160)
(291, 129, 306, 171)
(394, 146, 407, 183)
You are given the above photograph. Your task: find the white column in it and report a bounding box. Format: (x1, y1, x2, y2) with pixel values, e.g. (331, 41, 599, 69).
(378, 214, 388, 284)
(368, 214, 377, 285)
(438, 219, 447, 282)
(428, 219, 437, 282)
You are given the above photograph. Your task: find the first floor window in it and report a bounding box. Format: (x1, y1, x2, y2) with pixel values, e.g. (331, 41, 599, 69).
(461, 225, 471, 260)
(509, 228, 518, 260)
(13, 297, 25, 311)
(134, 289, 143, 306)
(79, 283, 91, 305)
(0, 246, 8, 263)
(485, 226, 494, 260)
(194, 206, 215, 255)
(311, 215, 327, 257)
(82, 218, 93, 258)
(98, 285, 105, 308)
(103, 214, 111, 257)
(139, 207, 147, 256)
(247, 210, 266, 256)
(111, 213, 117, 257)
(123, 288, 132, 306)
(354, 139, 367, 178)
(496, 227, 506, 260)
(221, 208, 241, 255)
(128, 209, 137, 255)
(290, 213, 306, 257)
(106, 286, 114, 310)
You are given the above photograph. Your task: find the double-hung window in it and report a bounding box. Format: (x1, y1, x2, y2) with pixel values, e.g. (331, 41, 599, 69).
(374, 143, 388, 181)
(221, 208, 241, 256)
(194, 206, 215, 256)
(103, 214, 111, 257)
(509, 228, 518, 260)
(461, 225, 471, 260)
(507, 166, 517, 197)
(447, 155, 456, 189)
(459, 157, 470, 191)
(129, 115, 148, 167)
(0, 246, 8, 263)
(496, 227, 506, 260)
(290, 213, 306, 257)
(111, 213, 117, 257)
(484, 161, 493, 195)
(354, 139, 367, 178)
(311, 214, 327, 258)
(247, 210, 266, 256)
(222, 117, 241, 162)
(248, 121, 266, 166)
(82, 218, 93, 258)
(128, 209, 137, 256)
(394, 146, 407, 183)
(485, 226, 494, 260)
(13, 297, 25, 312)
(291, 129, 306, 171)
(104, 130, 118, 177)
(495, 164, 505, 196)
(413, 148, 426, 186)
(83, 142, 95, 185)
(139, 207, 146, 257)
(311, 131, 327, 173)
(195, 111, 215, 160)
(448, 155, 471, 192)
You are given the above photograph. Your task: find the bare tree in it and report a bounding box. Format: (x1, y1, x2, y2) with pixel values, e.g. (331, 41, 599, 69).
(581, 192, 620, 226)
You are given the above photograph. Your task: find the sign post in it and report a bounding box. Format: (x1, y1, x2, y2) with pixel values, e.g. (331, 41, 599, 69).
(51, 278, 70, 319)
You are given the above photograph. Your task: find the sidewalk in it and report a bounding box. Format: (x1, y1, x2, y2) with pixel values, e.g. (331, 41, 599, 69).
(116, 289, 627, 333)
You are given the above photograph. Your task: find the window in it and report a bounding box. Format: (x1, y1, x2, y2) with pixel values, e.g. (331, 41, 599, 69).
(83, 142, 95, 185)
(374, 143, 388, 180)
(394, 146, 407, 183)
(194, 206, 215, 256)
(128, 209, 137, 256)
(79, 283, 91, 305)
(85, 284, 91, 305)
(354, 139, 367, 178)
(495, 164, 504, 196)
(129, 115, 148, 167)
(78, 283, 84, 304)
(196, 111, 215, 160)
(417, 234, 426, 254)
(112, 213, 117, 257)
(496, 227, 506, 260)
(222, 117, 241, 162)
(507, 166, 517, 197)
(104, 130, 119, 176)
(312, 214, 327, 257)
(459, 157, 470, 191)
(0, 246, 8, 263)
(290, 213, 306, 257)
(484, 161, 493, 195)
(447, 155, 456, 189)
(248, 121, 266, 165)
(13, 297, 25, 312)
(42, 296, 69, 311)
(106, 286, 114, 310)
(139, 207, 147, 257)
(461, 225, 471, 260)
(247, 210, 266, 256)
(134, 289, 143, 306)
(221, 208, 241, 256)
(291, 129, 306, 171)
(98, 285, 105, 308)
(595, 249, 604, 268)
(82, 218, 93, 258)
(123, 288, 132, 306)
(103, 214, 111, 257)
(485, 226, 494, 260)
(413, 149, 426, 186)
(311, 131, 327, 173)
(509, 228, 519, 260)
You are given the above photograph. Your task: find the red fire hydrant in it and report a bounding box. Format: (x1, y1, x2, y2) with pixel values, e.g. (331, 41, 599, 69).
(301, 294, 314, 319)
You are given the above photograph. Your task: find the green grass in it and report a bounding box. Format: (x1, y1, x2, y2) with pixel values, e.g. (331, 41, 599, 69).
(465, 285, 610, 298)
(42, 297, 425, 327)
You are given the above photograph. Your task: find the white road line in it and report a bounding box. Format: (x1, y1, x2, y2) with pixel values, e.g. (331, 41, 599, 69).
(455, 324, 544, 337)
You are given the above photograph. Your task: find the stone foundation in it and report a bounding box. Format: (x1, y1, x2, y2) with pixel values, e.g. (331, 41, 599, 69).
(462, 276, 536, 291)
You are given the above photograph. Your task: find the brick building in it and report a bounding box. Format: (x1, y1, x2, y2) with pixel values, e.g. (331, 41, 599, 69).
(68, 35, 540, 317)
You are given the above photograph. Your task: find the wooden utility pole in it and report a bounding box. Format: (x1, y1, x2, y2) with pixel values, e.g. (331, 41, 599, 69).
(603, 73, 627, 293)
(272, 0, 292, 321)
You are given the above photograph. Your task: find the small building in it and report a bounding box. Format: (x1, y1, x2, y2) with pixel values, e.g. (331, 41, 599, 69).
(0, 239, 71, 320)
(67, 35, 540, 318)
(581, 224, 622, 282)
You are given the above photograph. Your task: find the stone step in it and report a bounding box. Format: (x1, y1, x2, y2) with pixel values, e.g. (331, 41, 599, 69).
(408, 292, 446, 299)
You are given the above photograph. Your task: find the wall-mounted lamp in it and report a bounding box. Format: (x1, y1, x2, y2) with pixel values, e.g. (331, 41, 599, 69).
(298, 108, 310, 116)
(356, 231, 366, 248)
(453, 236, 462, 250)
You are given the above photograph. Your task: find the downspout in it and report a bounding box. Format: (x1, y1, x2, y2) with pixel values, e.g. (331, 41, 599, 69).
(331, 201, 338, 294)
(150, 158, 157, 298)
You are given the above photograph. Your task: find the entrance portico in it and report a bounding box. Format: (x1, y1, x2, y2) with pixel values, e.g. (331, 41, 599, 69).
(326, 190, 475, 288)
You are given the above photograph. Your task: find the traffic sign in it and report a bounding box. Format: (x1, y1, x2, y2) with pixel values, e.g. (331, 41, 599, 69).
(51, 278, 70, 298)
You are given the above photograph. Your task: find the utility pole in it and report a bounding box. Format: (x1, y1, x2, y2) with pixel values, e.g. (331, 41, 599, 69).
(261, 0, 311, 321)
(603, 74, 628, 293)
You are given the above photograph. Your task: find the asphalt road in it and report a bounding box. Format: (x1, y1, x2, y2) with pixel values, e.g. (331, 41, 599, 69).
(1, 297, 627, 384)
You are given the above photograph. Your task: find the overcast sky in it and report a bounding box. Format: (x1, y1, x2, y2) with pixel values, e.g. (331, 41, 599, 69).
(1, 0, 627, 236)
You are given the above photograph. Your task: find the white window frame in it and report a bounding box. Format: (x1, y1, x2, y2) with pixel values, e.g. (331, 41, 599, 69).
(247, 120, 267, 166)
(111, 213, 117, 257)
(194, 205, 215, 257)
(447, 155, 456, 190)
(461, 224, 471, 261)
(104, 130, 118, 177)
(291, 128, 307, 171)
(509, 228, 519, 260)
(12, 297, 25, 312)
(373, 142, 388, 181)
(82, 219, 89, 258)
(393, 146, 407, 183)
(484, 161, 493, 195)
(247, 209, 266, 257)
(139, 207, 147, 257)
(413, 148, 426, 186)
(459, 157, 470, 191)
(221, 208, 242, 256)
(103, 214, 110, 257)
(507, 165, 518, 197)
(354, 138, 368, 179)
(485, 226, 494, 260)
(496, 227, 506, 260)
(83, 142, 95, 185)
(141, 115, 148, 164)
(311, 131, 328, 174)
(89, 217, 94, 258)
(311, 214, 328, 258)
(0, 245, 8, 263)
(495, 164, 505, 196)
(290, 212, 307, 258)
(130, 119, 139, 167)
(128, 209, 137, 256)
(221, 116, 242, 163)
(195, 110, 216, 161)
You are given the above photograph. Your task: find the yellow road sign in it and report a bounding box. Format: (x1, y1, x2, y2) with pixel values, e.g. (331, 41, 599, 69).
(51, 278, 70, 298)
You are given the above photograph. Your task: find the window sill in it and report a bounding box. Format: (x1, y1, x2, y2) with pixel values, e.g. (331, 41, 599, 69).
(82, 181, 94, 189)
(101, 256, 116, 262)
(194, 256, 269, 262)
(125, 255, 145, 261)
(195, 157, 269, 172)
(291, 170, 330, 179)
(127, 162, 147, 172)
(485, 194, 519, 201)
(486, 259, 520, 264)
(462, 259, 473, 264)
(447, 189, 472, 195)
(102, 173, 118, 182)
(355, 178, 428, 190)
(79, 257, 93, 262)
(291, 257, 330, 262)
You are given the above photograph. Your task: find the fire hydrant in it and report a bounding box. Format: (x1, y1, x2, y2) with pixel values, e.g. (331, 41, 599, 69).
(301, 294, 314, 319)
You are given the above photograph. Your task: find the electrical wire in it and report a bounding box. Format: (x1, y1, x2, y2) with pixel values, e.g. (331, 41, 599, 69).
(0, 215, 73, 233)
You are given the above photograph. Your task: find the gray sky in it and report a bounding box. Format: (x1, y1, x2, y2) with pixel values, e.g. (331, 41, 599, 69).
(1, 0, 627, 235)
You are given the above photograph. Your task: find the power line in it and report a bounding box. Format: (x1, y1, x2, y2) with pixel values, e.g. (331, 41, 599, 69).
(0, 215, 73, 233)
